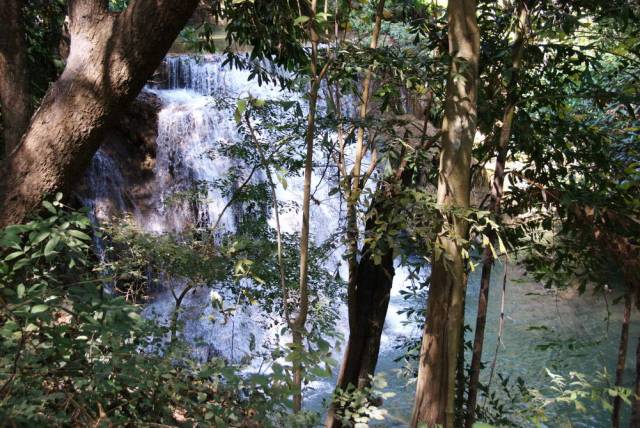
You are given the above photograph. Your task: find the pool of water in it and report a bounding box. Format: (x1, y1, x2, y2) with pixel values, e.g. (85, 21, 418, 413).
(321, 262, 638, 427)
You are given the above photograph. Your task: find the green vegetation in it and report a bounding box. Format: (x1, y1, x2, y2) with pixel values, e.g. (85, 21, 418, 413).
(0, 0, 639, 427)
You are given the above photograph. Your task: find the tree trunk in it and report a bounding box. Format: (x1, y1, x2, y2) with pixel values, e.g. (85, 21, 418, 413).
(613, 294, 631, 428)
(0, 0, 31, 157)
(465, 4, 529, 426)
(340, 245, 394, 390)
(0, 0, 199, 227)
(345, 0, 386, 333)
(631, 335, 640, 427)
(324, 2, 386, 425)
(326, 101, 436, 428)
(411, 1, 479, 427)
(292, 0, 322, 412)
(325, 199, 395, 427)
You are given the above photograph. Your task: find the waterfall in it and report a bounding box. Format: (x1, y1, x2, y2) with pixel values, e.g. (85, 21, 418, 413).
(83, 54, 420, 420)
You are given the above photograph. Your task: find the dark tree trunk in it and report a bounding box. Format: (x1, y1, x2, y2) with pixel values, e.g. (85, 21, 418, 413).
(0, 0, 31, 157)
(325, 196, 395, 428)
(465, 4, 529, 426)
(411, 1, 479, 427)
(613, 294, 631, 428)
(631, 335, 640, 427)
(0, 0, 199, 227)
(466, 246, 492, 422)
(337, 221, 395, 387)
(325, 2, 388, 425)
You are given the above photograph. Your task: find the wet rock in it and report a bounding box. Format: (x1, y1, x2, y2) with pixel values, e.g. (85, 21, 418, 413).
(76, 91, 161, 221)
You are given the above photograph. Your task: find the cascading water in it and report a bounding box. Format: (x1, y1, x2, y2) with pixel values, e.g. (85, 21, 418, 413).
(82, 54, 640, 426)
(83, 54, 419, 421)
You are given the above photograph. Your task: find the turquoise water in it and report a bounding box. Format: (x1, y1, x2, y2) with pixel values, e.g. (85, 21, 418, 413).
(369, 261, 638, 427)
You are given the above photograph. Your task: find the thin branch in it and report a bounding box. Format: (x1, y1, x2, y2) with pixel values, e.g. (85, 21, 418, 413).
(210, 162, 261, 234)
(244, 113, 291, 326)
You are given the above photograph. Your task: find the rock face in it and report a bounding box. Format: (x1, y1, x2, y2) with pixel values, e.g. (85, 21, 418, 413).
(76, 91, 161, 222)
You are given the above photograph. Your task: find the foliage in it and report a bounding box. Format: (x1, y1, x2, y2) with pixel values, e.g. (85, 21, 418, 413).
(22, 0, 66, 103)
(527, 369, 634, 426)
(0, 199, 310, 426)
(330, 375, 395, 427)
(5, 0, 640, 425)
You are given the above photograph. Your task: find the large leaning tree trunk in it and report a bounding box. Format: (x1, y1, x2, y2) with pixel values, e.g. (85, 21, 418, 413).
(0, 0, 199, 227)
(0, 0, 31, 157)
(465, 3, 530, 426)
(411, 1, 479, 427)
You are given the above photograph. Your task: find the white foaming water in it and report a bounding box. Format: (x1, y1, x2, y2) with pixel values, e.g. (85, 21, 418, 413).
(80, 53, 628, 428)
(85, 54, 417, 421)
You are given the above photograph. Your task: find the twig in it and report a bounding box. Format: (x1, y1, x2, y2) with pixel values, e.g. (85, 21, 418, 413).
(484, 257, 508, 405)
(244, 113, 291, 326)
(210, 162, 261, 234)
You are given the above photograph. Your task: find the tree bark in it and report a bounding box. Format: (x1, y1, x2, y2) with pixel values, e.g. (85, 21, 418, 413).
(292, 0, 322, 412)
(411, 1, 479, 427)
(340, 243, 394, 390)
(325, 197, 395, 427)
(613, 294, 631, 428)
(465, 4, 529, 426)
(345, 0, 386, 333)
(631, 335, 640, 427)
(324, 2, 386, 425)
(0, 0, 199, 227)
(0, 0, 31, 157)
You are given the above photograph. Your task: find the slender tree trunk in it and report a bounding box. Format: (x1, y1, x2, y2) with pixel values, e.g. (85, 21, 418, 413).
(411, 1, 479, 427)
(170, 285, 192, 344)
(292, 0, 322, 412)
(465, 4, 529, 427)
(0, 0, 31, 157)
(613, 294, 631, 428)
(631, 334, 640, 427)
(0, 0, 199, 227)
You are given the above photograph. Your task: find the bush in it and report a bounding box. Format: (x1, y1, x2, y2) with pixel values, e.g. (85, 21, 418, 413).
(0, 197, 295, 426)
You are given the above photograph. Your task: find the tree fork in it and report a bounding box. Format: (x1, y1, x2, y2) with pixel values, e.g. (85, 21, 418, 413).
(0, 0, 200, 227)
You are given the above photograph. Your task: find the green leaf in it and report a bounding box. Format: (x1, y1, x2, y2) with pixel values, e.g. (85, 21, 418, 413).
(234, 98, 248, 124)
(42, 201, 57, 214)
(497, 235, 507, 255)
(294, 15, 310, 25)
(44, 236, 60, 257)
(31, 304, 49, 314)
(17, 284, 25, 299)
(276, 172, 288, 190)
(68, 230, 91, 241)
(4, 251, 24, 262)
